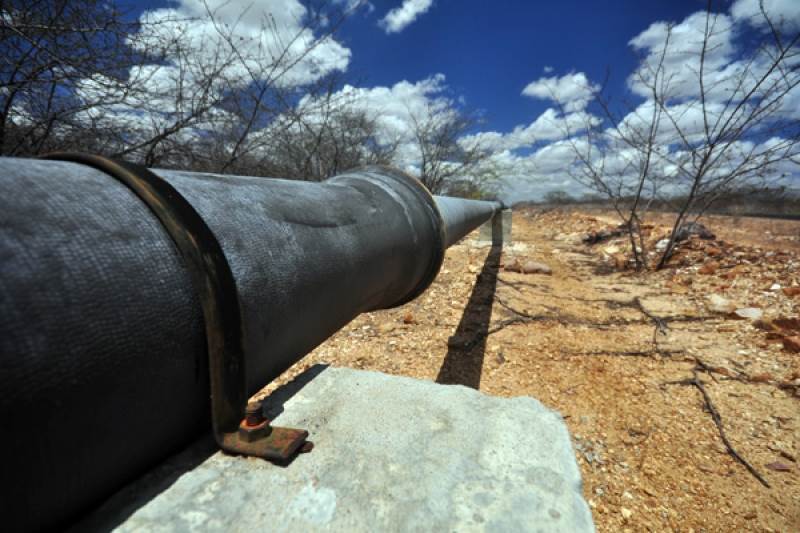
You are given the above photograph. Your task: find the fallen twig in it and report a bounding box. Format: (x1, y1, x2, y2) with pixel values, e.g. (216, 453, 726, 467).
(494, 295, 709, 330)
(667, 370, 771, 488)
(564, 349, 683, 358)
(692, 357, 800, 398)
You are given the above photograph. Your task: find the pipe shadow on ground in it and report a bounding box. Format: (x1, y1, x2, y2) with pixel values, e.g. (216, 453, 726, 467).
(436, 245, 502, 389)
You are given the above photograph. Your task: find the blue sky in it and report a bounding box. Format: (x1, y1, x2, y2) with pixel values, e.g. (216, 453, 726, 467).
(121, 0, 800, 201)
(339, 0, 708, 134)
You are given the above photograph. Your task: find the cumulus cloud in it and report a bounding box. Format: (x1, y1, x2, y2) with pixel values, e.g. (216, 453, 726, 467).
(379, 0, 434, 34)
(135, 0, 352, 89)
(522, 72, 599, 112)
(731, 0, 800, 30)
(463, 108, 601, 152)
(488, 143, 594, 204)
(486, 3, 799, 203)
(68, 0, 355, 158)
(627, 11, 736, 101)
(626, 3, 800, 130)
(294, 74, 453, 172)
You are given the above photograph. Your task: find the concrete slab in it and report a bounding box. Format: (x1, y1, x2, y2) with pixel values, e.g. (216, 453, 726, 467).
(82, 366, 594, 532)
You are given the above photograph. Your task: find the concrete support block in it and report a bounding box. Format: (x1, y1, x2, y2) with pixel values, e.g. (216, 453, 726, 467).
(84, 366, 593, 532)
(479, 209, 512, 244)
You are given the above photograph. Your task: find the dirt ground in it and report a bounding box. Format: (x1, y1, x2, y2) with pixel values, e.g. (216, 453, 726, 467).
(261, 207, 800, 532)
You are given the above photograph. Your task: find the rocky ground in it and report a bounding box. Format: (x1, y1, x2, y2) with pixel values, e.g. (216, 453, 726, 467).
(260, 207, 800, 532)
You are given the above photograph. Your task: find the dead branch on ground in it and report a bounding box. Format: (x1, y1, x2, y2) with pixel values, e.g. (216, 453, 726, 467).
(666, 370, 771, 488)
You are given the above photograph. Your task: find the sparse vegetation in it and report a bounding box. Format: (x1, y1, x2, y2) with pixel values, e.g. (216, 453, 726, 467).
(553, 0, 800, 269)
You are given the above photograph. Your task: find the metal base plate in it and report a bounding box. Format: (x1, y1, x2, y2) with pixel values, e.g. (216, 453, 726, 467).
(220, 426, 309, 462)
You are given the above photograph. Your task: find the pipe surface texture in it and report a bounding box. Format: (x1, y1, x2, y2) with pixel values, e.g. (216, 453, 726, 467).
(0, 157, 500, 531)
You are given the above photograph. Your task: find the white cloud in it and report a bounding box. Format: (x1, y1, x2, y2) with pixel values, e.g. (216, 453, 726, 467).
(522, 72, 599, 112)
(543, 65, 554, 73)
(463, 108, 601, 152)
(379, 0, 434, 34)
(135, 0, 352, 89)
(478, 3, 800, 203)
(731, 0, 800, 30)
(495, 2, 800, 203)
(293, 74, 453, 171)
(627, 11, 736, 101)
(68, 0, 354, 156)
(486, 142, 594, 204)
(627, 4, 800, 121)
(334, 0, 374, 13)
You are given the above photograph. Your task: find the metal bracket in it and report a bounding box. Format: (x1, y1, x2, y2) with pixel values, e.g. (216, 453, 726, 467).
(42, 153, 311, 462)
(219, 403, 311, 462)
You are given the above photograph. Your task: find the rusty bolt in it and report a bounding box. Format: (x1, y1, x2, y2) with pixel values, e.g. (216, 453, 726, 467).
(244, 401, 266, 427)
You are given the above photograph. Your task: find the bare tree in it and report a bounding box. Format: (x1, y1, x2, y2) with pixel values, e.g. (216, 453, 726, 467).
(0, 0, 161, 155)
(0, 0, 366, 176)
(407, 101, 492, 194)
(562, 0, 800, 269)
(183, 0, 365, 174)
(259, 99, 399, 180)
(649, 1, 800, 267)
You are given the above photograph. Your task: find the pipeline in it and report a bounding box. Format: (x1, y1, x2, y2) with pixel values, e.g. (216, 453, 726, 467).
(434, 195, 505, 248)
(0, 156, 501, 531)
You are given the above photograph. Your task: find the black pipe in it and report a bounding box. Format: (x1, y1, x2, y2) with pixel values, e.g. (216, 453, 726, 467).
(0, 157, 500, 531)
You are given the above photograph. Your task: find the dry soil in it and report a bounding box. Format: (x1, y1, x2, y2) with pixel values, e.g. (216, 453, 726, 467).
(259, 207, 800, 532)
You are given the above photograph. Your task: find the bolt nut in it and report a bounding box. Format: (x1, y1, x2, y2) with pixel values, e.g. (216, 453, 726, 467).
(244, 401, 265, 427)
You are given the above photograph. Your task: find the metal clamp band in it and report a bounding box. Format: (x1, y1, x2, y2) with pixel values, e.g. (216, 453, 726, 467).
(41, 153, 308, 462)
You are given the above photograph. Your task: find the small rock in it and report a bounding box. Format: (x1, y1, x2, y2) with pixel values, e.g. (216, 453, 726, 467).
(774, 318, 800, 331)
(612, 253, 628, 270)
(675, 222, 715, 241)
(770, 283, 782, 291)
(621, 507, 633, 520)
(720, 270, 738, 280)
(522, 261, 552, 275)
(583, 227, 626, 244)
(765, 462, 792, 472)
(504, 258, 523, 273)
(378, 322, 395, 334)
(655, 239, 669, 252)
(783, 336, 800, 353)
(711, 366, 732, 377)
(707, 294, 736, 314)
(753, 319, 779, 332)
(698, 261, 719, 275)
(782, 286, 800, 297)
(734, 307, 763, 320)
